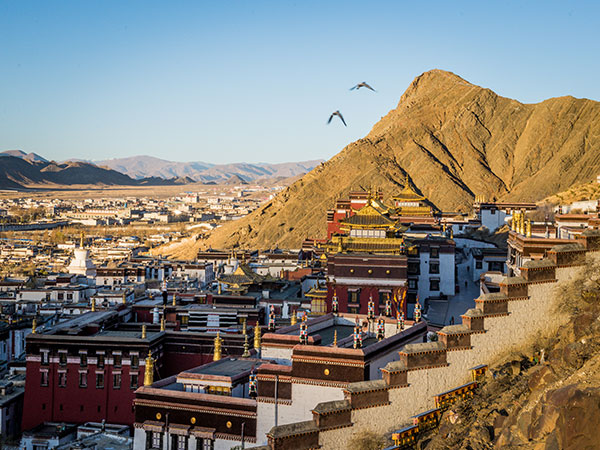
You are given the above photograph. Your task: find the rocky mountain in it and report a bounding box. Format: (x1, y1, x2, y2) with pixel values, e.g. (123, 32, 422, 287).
(195, 69, 600, 251)
(0, 153, 189, 189)
(94, 156, 323, 184)
(1, 150, 48, 163)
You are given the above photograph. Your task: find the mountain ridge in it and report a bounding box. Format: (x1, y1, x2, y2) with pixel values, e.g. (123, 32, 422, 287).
(187, 69, 600, 252)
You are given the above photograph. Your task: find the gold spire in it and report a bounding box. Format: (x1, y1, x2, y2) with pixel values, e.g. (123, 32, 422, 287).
(254, 323, 261, 350)
(242, 317, 247, 335)
(290, 313, 297, 326)
(526, 219, 532, 238)
(31, 318, 37, 334)
(80, 231, 84, 248)
(333, 330, 337, 347)
(218, 283, 222, 295)
(213, 331, 223, 361)
(242, 333, 250, 358)
(520, 210, 526, 235)
(143, 350, 154, 386)
(122, 292, 127, 304)
(141, 324, 147, 339)
(172, 294, 177, 307)
(160, 316, 165, 332)
(511, 211, 517, 231)
(91, 299, 96, 312)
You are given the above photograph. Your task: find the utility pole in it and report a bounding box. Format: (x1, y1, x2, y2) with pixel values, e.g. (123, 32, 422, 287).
(274, 374, 279, 427)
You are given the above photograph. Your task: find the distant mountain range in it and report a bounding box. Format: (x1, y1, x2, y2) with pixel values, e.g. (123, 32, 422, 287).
(93, 156, 324, 184)
(0, 150, 323, 190)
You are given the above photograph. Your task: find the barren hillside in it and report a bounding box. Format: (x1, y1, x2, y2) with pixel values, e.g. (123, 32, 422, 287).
(170, 69, 600, 253)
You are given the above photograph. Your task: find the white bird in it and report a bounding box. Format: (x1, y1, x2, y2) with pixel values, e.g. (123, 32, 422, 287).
(327, 110, 347, 126)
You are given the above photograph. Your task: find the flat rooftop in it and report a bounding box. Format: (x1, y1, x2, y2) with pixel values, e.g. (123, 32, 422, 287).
(183, 357, 262, 378)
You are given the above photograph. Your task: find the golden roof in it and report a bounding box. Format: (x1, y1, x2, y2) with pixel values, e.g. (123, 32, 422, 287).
(340, 201, 395, 229)
(393, 178, 426, 202)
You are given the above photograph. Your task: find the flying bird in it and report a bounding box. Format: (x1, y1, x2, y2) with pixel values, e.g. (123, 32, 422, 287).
(327, 110, 347, 126)
(350, 82, 376, 92)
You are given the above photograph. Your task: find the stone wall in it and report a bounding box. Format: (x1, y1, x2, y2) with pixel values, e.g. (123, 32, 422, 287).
(262, 241, 600, 450)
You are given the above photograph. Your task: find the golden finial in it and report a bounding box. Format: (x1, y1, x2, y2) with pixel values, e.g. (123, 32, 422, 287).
(213, 331, 223, 361)
(254, 323, 261, 350)
(160, 316, 165, 332)
(511, 212, 516, 231)
(31, 318, 37, 334)
(122, 292, 127, 304)
(218, 283, 222, 295)
(526, 219, 532, 238)
(172, 294, 177, 307)
(141, 324, 147, 339)
(242, 333, 250, 358)
(144, 350, 154, 386)
(242, 317, 247, 335)
(91, 299, 96, 312)
(80, 231, 84, 248)
(337, 238, 343, 254)
(333, 330, 337, 347)
(290, 313, 297, 326)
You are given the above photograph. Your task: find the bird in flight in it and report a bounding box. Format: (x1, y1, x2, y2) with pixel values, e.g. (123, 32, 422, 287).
(327, 110, 347, 126)
(350, 82, 376, 92)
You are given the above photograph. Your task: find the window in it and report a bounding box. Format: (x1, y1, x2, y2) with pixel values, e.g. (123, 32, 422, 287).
(408, 279, 417, 290)
(67, 293, 73, 300)
(407, 263, 420, 275)
(349, 290, 360, 304)
(113, 353, 122, 367)
(113, 373, 121, 389)
(80, 353, 87, 367)
(491, 209, 496, 215)
(58, 371, 67, 388)
(378, 291, 387, 305)
(176, 435, 187, 450)
(41, 371, 49, 387)
(58, 293, 64, 300)
(79, 372, 87, 388)
(430, 279, 440, 291)
(130, 374, 138, 389)
(97, 354, 105, 368)
(430, 247, 439, 258)
(311, 298, 326, 314)
(148, 431, 162, 450)
(201, 439, 214, 450)
(96, 373, 104, 389)
(33, 444, 48, 450)
(41, 351, 49, 366)
(429, 262, 440, 274)
(131, 353, 139, 369)
(58, 352, 67, 366)
(475, 260, 483, 270)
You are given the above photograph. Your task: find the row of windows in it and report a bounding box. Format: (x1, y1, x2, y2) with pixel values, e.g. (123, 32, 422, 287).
(147, 432, 214, 450)
(44, 352, 139, 369)
(42, 371, 139, 389)
(40, 402, 134, 414)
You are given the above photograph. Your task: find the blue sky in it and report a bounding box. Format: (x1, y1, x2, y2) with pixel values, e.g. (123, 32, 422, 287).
(1, 1, 599, 164)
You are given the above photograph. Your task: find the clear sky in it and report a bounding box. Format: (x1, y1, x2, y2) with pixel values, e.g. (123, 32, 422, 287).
(1, 1, 599, 164)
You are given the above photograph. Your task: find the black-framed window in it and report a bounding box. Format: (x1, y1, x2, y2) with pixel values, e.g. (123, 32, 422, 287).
(430, 279, 440, 291)
(408, 279, 417, 290)
(130, 374, 138, 389)
(41, 351, 49, 366)
(430, 247, 439, 258)
(113, 353, 122, 368)
(79, 372, 87, 388)
(80, 353, 87, 367)
(349, 290, 360, 304)
(97, 354, 105, 368)
(58, 371, 67, 388)
(131, 353, 139, 369)
(96, 373, 104, 389)
(408, 263, 420, 275)
(40, 371, 49, 387)
(429, 262, 439, 274)
(201, 439, 214, 450)
(113, 373, 121, 389)
(58, 352, 67, 366)
(176, 435, 188, 450)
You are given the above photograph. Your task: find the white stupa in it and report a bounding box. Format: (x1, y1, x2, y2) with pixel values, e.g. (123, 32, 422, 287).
(67, 233, 96, 277)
